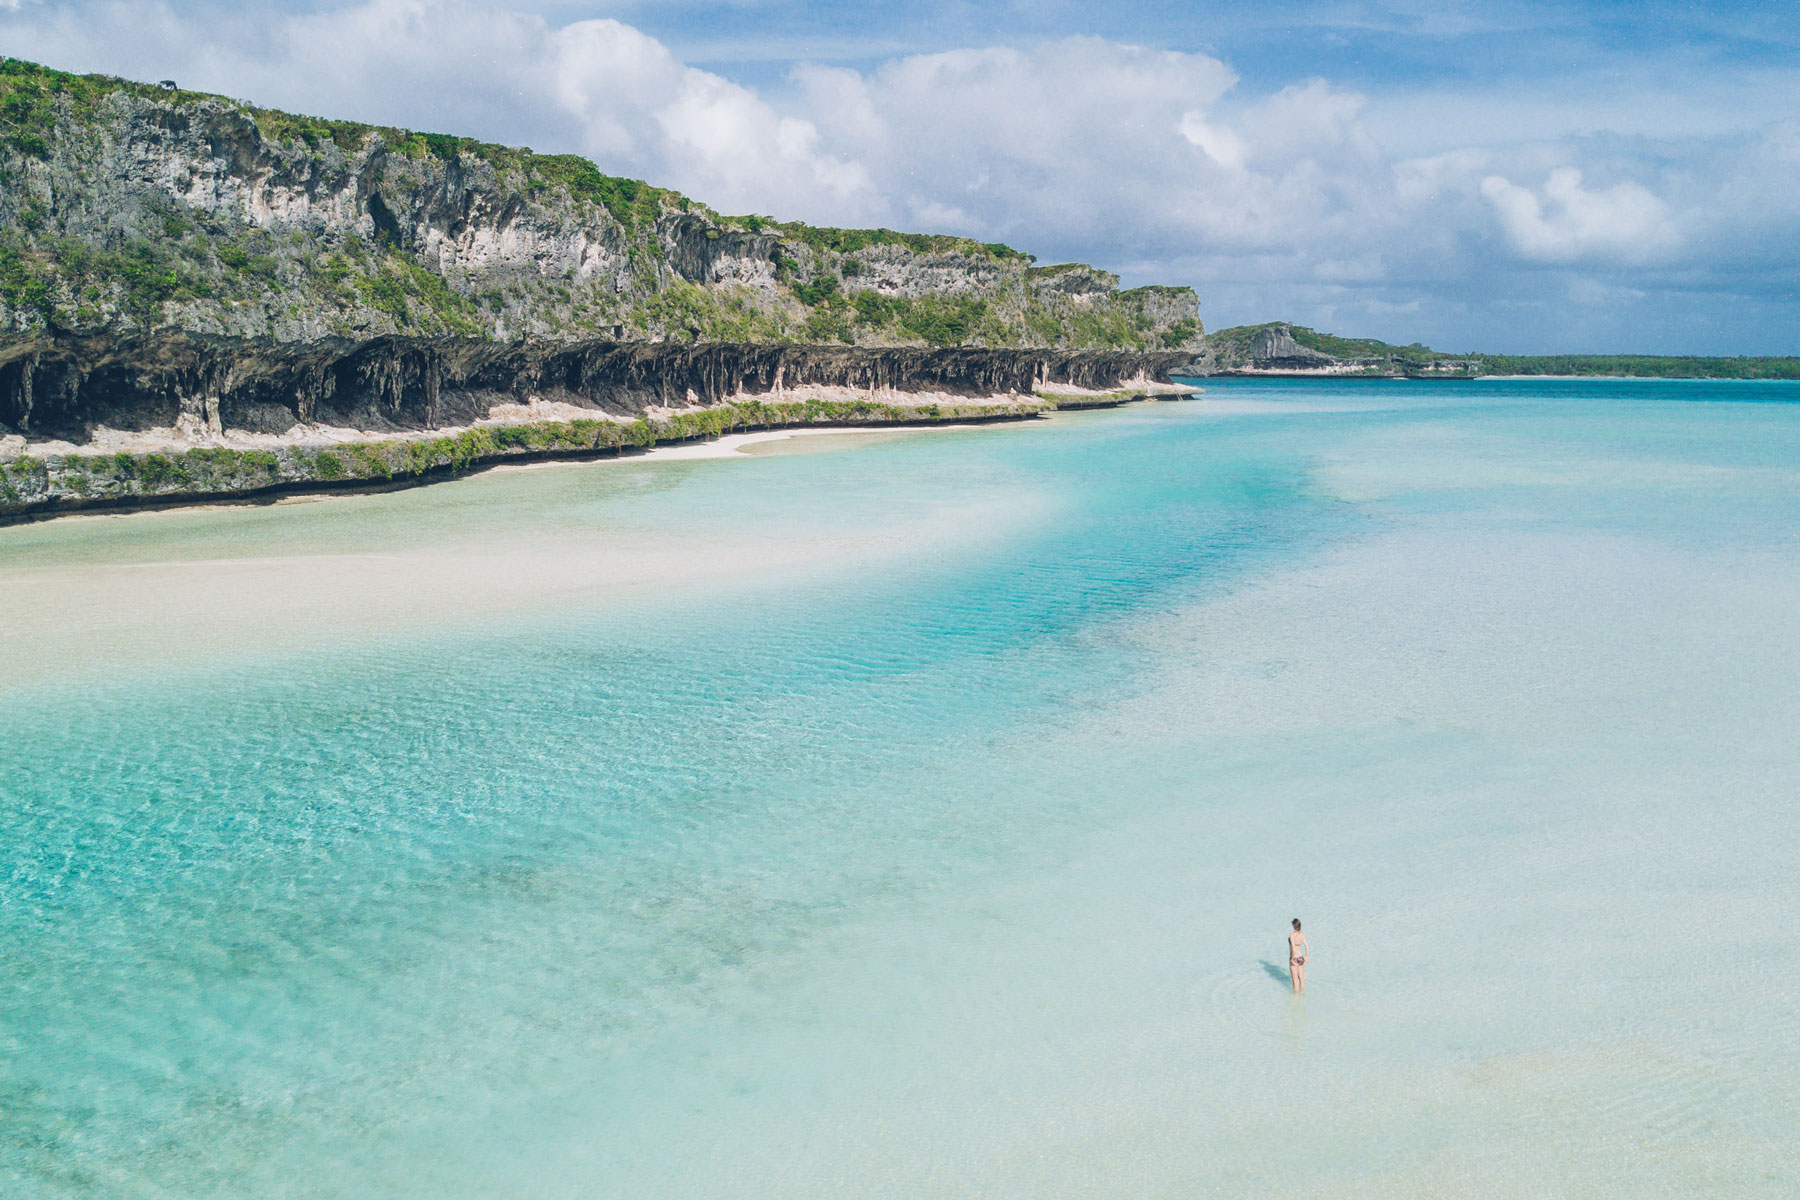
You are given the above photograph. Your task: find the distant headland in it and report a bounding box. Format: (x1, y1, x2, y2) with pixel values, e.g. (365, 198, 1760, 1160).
(1180, 323, 1800, 380)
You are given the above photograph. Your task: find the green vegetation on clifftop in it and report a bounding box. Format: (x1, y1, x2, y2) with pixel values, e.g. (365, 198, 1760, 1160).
(0, 56, 1201, 353)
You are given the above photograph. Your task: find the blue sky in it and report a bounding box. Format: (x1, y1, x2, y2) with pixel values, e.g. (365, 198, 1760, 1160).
(4, 0, 1798, 353)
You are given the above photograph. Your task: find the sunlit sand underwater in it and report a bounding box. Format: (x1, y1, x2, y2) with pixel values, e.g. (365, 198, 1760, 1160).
(2, 379, 1796, 1196)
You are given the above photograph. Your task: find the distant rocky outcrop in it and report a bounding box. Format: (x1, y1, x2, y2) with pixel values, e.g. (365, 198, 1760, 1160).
(1178, 323, 1479, 378)
(1248, 325, 1335, 369)
(1176, 324, 1800, 380)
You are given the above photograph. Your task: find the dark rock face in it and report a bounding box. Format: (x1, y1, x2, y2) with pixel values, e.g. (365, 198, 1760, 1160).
(0, 333, 1186, 442)
(1249, 324, 1333, 368)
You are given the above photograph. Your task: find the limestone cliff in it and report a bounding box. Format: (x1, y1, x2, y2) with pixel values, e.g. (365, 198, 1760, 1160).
(0, 57, 1201, 447)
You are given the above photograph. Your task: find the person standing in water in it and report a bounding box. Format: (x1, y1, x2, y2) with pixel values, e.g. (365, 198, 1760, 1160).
(1288, 919, 1309, 993)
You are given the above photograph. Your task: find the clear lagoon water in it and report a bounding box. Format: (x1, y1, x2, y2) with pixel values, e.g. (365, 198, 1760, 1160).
(1, 378, 1796, 1196)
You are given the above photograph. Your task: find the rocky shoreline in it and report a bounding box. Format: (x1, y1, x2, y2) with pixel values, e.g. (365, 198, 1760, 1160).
(0, 333, 1190, 442)
(0, 371, 1196, 522)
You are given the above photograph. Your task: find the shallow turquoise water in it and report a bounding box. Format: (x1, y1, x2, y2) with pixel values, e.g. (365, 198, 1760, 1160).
(2, 379, 1797, 1196)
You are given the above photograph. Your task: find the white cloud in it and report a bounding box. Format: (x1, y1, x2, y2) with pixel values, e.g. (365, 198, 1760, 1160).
(1237, 79, 1377, 167)
(788, 36, 1244, 242)
(1480, 167, 1677, 264)
(1178, 112, 1246, 172)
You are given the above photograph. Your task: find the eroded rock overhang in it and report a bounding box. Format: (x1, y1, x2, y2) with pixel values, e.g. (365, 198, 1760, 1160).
(0, 334, 1190, 443)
